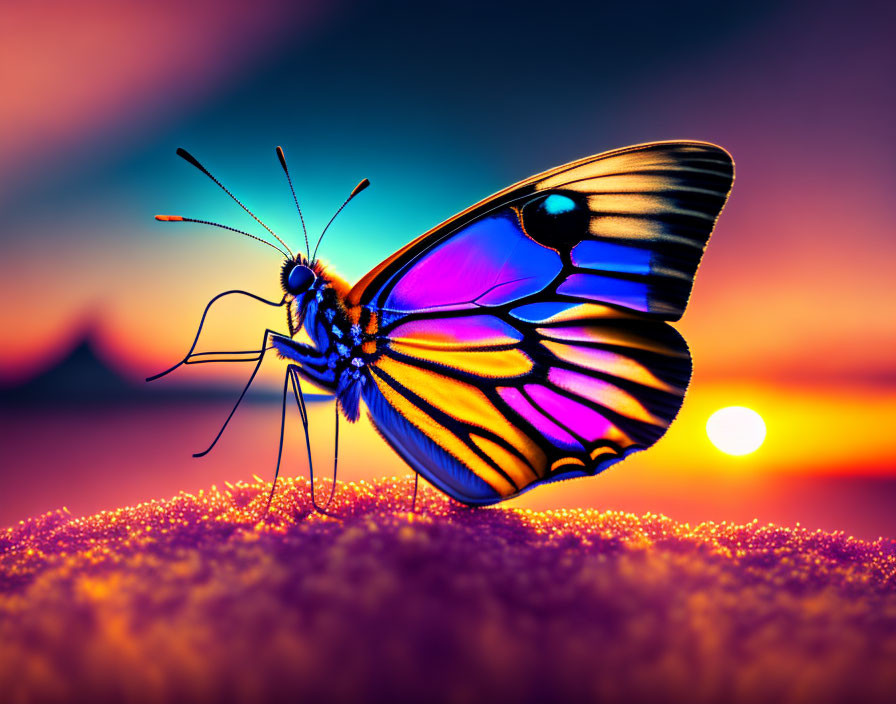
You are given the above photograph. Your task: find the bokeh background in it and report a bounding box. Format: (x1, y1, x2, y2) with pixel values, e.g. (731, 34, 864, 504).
(1, 0, 894, 536)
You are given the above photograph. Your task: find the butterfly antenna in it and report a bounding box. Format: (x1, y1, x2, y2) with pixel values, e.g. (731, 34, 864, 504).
(276, 146, 310, 261)
(176, 148, 295, 259)
(154, 215, 290, 258)
(311, 178, 370, 264)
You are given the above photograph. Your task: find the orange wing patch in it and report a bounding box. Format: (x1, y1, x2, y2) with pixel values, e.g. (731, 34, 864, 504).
(374, 356, 547, 486)
(368, 372, 516, 496)
(387, 343, 533, 379)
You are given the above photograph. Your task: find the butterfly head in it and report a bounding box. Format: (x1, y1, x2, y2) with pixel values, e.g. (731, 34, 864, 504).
(281, 256, 316, 296)
(280, 255, 323, 335)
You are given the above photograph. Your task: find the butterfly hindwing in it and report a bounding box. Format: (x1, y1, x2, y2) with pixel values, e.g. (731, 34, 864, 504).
(351, 141, 733, 505)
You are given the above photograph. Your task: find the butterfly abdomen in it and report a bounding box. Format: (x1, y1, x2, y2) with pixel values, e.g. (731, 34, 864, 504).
(294, 271, 383, 422)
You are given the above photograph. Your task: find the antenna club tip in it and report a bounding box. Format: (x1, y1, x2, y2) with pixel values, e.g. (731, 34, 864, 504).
(351, 178, 371, 198)
(155, 215, 184, 221)
(276, 145, 288, 170)
(175, 148, 202, 169)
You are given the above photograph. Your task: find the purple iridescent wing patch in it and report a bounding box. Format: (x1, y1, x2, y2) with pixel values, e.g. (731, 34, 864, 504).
(383, 212, 563, 313)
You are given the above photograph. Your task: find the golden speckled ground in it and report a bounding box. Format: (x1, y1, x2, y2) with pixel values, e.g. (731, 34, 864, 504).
(2, 477, 895, 704)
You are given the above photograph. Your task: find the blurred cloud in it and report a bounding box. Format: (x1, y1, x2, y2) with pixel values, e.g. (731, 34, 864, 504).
(0, 0, 331, 196)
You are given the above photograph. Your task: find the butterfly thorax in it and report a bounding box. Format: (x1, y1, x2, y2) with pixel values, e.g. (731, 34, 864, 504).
(281, 261, 379, 421)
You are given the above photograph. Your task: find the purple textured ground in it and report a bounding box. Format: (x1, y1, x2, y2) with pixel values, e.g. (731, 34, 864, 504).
(2, 477, 895, 704)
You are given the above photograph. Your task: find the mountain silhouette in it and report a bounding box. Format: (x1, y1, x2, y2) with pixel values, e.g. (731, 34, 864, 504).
(0, 336, 138, 404)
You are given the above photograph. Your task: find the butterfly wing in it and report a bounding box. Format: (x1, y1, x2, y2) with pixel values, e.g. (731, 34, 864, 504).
(349, 141, 734, 505)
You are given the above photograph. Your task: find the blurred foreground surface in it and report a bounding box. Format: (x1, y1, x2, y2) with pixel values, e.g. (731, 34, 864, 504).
(2, 478, 895, 704)
(3, 400, 896, 540)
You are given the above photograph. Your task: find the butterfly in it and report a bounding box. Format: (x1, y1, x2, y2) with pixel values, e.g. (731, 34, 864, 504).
(150, 141, 734, 511)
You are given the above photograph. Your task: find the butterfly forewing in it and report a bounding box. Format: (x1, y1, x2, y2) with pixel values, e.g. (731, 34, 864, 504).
(350, 141, 733, 505)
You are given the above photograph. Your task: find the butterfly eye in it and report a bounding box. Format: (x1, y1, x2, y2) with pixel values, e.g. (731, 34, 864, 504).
(521, 191, 589, 250)
(285, 264, 315, 294)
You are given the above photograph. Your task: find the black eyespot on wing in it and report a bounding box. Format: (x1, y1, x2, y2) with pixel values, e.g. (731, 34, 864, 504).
(520, 191, 590, 251)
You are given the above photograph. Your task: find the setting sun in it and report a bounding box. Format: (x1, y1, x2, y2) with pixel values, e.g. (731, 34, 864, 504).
(706, 406, 767, 456)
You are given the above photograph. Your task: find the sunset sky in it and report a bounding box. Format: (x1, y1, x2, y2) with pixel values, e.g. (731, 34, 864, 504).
(1, 0, 894, 530)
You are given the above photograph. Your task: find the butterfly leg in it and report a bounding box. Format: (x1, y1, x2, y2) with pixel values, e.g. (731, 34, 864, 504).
(269, 337, 335, 388)
(193, 328, 290, 458)
(180, 348, 270, 366)
(263, 365, 299, 517)
(263, 363, 339, 517)
(146, 290, 285, 382)
(290, 366, 339, 514)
